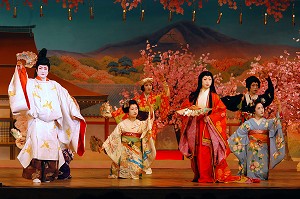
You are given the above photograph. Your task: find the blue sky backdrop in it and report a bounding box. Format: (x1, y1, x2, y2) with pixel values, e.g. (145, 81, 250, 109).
(0, 0, 299, 53)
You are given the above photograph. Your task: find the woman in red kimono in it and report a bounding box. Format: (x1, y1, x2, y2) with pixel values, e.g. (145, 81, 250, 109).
(178, 71, 238, 183)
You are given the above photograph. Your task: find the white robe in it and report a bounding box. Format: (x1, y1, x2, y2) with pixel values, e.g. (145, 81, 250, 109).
(8, 66, 86, 168)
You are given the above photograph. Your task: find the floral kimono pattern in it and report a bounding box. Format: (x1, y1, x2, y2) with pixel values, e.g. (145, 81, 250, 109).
(228, 114, 285, 180)
(102, 115, 156, 179)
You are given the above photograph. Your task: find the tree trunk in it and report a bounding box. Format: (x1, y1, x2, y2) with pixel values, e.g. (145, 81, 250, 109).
(283, 122, 292, 161)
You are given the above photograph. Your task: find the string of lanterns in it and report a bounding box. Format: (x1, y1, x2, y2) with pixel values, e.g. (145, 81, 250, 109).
(0, 0, 296, 25)
(119, 0, 296, 26)
(116, 0, 293, 22)
(1, 0, 94, 20)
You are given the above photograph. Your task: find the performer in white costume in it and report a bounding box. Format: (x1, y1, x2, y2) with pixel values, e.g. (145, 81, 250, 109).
(8, 49, 86, 183)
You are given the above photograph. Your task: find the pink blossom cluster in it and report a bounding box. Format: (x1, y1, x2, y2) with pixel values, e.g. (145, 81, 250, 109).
(140, 43, 209, 126)
(249, 51, 300, 124)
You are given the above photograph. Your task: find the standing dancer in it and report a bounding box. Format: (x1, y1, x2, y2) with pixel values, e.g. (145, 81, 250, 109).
(178, 71, 239, 183)
(8, 49, 86, 182)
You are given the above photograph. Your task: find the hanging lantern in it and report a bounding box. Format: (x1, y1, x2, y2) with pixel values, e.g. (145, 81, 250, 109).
(239, 12, 242, 24)
(292, 3, 295, 26)
(89, 6, 94, 19)
(40, 5, 44, 17)
(264, 12, 267, 25)
(192, 10, 196, 22)
(292, 13, 295, 26)
(68, 8, 72, 21)
(168, 10, 172, 22)
(89, 0, 94, 20)
(13, 6, 17, 18)
(123, 9, 126, 21)
(216, 12, 222, 24)
(140, 9, 145, 21)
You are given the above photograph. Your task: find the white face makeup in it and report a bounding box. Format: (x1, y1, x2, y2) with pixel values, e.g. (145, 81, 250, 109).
(36, 65, 49, 80)
(255, 103, 264, 118)
(128, 104, 139, 119)
(202, 76, 212, 90)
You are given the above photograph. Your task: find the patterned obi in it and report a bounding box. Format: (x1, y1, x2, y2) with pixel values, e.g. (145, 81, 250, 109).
(122, 132, 141, 138)
(248, 130, 269, 143)
(121, 132, 142, 148)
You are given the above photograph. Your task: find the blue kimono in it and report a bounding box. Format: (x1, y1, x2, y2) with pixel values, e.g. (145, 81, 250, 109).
(228, 114, 285, 180)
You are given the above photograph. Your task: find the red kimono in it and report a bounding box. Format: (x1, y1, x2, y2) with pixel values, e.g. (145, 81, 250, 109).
(179, 92, 238, 183)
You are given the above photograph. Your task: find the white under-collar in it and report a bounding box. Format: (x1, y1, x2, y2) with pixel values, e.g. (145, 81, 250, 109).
(245, 93, 258, 105)
(196, 88, 210, 108)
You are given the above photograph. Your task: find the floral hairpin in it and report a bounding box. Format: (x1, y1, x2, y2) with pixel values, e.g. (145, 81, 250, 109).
(119, 99, 130, 108)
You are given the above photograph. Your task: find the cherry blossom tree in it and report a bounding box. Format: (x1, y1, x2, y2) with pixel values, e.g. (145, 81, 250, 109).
(248, 51, 300, 124)
(118, 42, 241, 134)
(141, 43, 208, 129)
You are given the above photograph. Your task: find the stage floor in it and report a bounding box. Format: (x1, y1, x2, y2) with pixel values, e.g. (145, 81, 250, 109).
(1, 168, 300, 199)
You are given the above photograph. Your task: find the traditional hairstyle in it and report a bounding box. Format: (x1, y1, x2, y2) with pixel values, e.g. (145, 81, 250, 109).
(249, 98, 265, 114)
(122, 99, 139, 113)
(34, 48, 50, 78)
(189, 71, 216, 105)
(245, 76, 261, 91)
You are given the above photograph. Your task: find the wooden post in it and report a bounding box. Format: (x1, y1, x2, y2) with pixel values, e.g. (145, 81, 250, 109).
(104, 117, 109, 139)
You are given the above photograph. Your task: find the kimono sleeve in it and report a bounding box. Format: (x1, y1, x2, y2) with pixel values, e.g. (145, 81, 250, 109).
(258, 77, 274, 107)
(221, 94, 244, 112)
(8, 66, 30, 115)
(102, 124, 123, 164)
(228, 121, 250, 166)
(55, 82, 86, 156)
(140, 111, 155, 139)
(268, 114, 285, 169)
(156, 93, 170, 120)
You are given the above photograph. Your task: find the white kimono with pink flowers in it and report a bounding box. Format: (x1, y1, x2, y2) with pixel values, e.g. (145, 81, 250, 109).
(102, 116, 156, 179)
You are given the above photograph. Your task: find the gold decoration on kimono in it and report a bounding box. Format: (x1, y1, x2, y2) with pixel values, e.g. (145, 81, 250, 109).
(43, 101, 53, 110)
(8, 91, 16, 97)
(66, 128, 71, 138)
(41, 141, 50, 149)
(216, 121, 222, 132)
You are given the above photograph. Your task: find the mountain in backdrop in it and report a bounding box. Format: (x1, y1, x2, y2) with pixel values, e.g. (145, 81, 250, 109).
(49, 21, 300, 60)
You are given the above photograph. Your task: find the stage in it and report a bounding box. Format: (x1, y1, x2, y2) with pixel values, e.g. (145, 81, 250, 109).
(1, 162, 300, 199)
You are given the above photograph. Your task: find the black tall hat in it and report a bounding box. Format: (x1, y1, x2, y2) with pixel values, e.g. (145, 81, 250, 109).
(35, 48, 50, 68)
